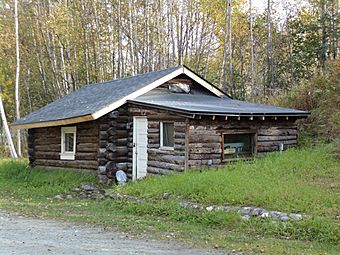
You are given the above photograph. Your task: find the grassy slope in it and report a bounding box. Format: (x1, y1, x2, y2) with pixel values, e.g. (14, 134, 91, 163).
(0, 144, 339, 254)
(118, 144, 339, 218)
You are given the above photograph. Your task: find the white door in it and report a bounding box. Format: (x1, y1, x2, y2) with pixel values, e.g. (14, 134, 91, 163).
(132, 117, 148, 180)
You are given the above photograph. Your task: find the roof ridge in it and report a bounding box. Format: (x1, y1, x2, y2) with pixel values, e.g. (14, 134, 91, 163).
(82, 65, 182, 89)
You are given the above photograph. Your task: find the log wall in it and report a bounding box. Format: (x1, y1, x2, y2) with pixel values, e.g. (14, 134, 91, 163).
(188, 117, 298, 168)
(28, 121, 99, 170)
(128, 105, 186, 175)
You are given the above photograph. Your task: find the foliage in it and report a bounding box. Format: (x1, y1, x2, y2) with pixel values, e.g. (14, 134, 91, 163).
(0, 145, 339, 253)
(266, 60, 340, 144)
(117, 143, 340, 218)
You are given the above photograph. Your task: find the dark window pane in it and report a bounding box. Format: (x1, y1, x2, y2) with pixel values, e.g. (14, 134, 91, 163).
(162, 123, 174, 147)
(64, 133, 74, 152)
(224, 134, 252, 158)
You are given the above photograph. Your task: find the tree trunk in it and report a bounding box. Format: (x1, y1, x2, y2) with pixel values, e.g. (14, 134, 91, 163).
(0, 85, 18, 159)
(221, 2, 228, 92)
(267, 0, 275, 95)
(228, 0, 234, 97)
(321, 0, 327, 67)
(14, 0, 21, 157)
(249, 0, 255, 97)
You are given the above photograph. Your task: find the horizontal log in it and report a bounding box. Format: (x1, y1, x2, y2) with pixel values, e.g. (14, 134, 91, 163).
(77, 136, 98, 143)
(189, 143, 221, 149)
(99, 131, 108, 140)
(148, 122, 159, 129)
(189, 153, 221, 160)
(257, 135, 296, 142)
(148, 154, 185, 165)
(148, 128, 159, 134)
(147, 166, 175, 175)
(75, 152, 97, 160)
(188, 159, 221, 167)
(34, 144, 61, 152)
(99, 140, 108, 148)
(148, 161, 184, 171)
(189, 135, 221, 143)
(258, 128, 297, 136)
(100, 124, 110, 131)
(148, 148, 185, 156)
(77, 143, 98, 152)
(189, 147, 222, 154)
(34, 159, 98, 170)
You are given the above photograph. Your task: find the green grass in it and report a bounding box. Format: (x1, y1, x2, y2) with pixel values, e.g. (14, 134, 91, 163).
(117, 144, 340, 218)
(0, 144, 339, 254)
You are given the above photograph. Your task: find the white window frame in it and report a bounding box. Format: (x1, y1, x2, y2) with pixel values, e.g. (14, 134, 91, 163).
(160, 122, 174, 150)
(60, 126, 77, 160)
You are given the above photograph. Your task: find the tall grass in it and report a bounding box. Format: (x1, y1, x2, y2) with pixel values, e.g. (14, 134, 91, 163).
(118, 144, 340, 217)
(0, 159, 97, 198)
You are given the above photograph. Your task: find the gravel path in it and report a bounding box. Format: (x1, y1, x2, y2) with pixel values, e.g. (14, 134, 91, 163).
(0, 211, 232, 255)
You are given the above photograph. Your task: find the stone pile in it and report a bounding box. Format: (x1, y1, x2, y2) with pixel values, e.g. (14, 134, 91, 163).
(61, 185, 304, 222)
(179, 201, 304, 222)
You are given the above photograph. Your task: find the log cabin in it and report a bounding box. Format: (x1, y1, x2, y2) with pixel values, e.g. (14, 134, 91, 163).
(12, 66, 309, 183)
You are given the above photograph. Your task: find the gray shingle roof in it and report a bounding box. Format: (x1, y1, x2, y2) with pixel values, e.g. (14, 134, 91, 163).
(13, 66, 181, 125)
(131, 91, 309, 116)
(13, 65, 309, 127)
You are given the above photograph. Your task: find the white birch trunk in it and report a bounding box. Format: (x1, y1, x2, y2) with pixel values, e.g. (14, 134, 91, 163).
(228, 0, 234, 97)
(0, 85, 18, 159)
(14, 0, 21, 157)
(249, 0, 255, 97)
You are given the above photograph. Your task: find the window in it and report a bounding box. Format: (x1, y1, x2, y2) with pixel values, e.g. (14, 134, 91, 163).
(60, 127, 76, 160)
(160, 122, 174, 148)
(168, 84, 190, 93)
(223, 133, 255, 159)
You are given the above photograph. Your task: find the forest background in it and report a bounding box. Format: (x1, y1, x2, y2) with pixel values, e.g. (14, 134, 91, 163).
(0, 0, 339, 156)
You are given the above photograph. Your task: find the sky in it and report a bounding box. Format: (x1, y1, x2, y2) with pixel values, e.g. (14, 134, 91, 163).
(251, 0, 311, 20)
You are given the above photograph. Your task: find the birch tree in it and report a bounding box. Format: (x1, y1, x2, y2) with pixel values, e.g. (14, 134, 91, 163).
(14, 0, 21, 157)
(0, 85, 18, 159)
(249, 0, 255, 97)
(228, 0, 234, 96)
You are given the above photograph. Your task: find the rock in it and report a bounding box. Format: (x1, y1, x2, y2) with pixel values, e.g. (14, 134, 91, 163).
(80, 184, 96, 192)
(78, 192, 87, 199)
(98, 166, 107, 175)
(260, 211, 270, 218)
(269, 211, 282, 219)
(98, 174, 109, 184)
(54, 195, 63, 200)
(289, 213, 302, 221)
(66, 195, 73, 199)
(206, 206, 214, 212)
(240, 207, 252, 216)
(280, 215, 290, 222)
(109, 193, 118, 199)
(250, 208, 263, 216)
(162, 192, 170, 200)
(242, 215, 250, 221)
(72, 188, 80, 192)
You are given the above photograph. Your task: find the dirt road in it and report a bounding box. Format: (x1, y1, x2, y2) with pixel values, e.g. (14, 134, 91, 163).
(0, 211, 231, 255)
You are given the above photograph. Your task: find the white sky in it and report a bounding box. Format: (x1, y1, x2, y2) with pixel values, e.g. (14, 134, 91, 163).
(252, 0, 311, 20)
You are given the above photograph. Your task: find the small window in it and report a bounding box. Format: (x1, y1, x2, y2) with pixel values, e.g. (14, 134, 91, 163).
(160, 122, 174, 148)
(223, 133, 254, 159)
(168, 84, 190, 93)
(60, 127, 76, 160)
